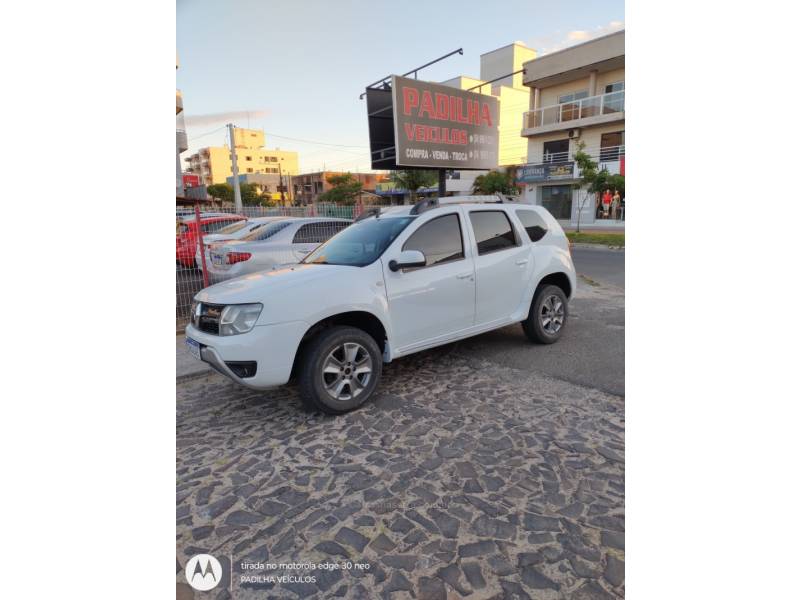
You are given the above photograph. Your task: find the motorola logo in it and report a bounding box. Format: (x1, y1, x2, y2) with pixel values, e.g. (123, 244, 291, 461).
(185, 554, 222, 591)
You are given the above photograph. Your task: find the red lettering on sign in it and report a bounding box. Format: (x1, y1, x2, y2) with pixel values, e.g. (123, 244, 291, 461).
(435, 93, 449, 120)
(402, 87, 419, 116)
(467, 100, 479, 125)
(481, 103, 493, 127)
(404, 123, 415, 141)
(419, 91, 435, 119)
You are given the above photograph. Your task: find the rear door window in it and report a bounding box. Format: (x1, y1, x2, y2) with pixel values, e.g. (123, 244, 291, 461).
(515, 209, 549, 242)
(293, 221, 350, 244)
(469, 211, 519, 255)
(402, 213, 464, 268)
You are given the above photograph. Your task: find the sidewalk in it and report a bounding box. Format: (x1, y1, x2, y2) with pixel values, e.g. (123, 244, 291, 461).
(176, 334, 212, 382)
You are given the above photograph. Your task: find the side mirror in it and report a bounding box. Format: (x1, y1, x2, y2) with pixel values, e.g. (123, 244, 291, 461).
(388, 250, 426, 272)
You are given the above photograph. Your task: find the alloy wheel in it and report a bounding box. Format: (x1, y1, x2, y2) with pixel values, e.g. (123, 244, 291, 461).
(321, 342, 373, 401)
(540, 294, 565, 335)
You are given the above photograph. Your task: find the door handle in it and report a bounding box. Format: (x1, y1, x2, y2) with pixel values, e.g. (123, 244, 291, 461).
(456, 272, 473, 280)
(516, 259, 529, 265)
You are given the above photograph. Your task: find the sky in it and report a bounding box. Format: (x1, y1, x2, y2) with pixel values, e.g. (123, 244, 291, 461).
(177, 0, 624, 173)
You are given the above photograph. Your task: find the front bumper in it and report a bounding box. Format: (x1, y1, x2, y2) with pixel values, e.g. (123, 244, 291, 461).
(185, 320, 309, 390)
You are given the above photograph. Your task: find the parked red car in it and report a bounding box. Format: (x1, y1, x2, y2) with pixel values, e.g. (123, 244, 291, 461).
(176, 214, 246, 268)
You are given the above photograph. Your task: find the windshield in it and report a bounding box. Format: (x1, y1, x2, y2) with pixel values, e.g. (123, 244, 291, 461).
(302, 216, 415, 267)
(216, 221, 250, 235)
(242, 220, 291, 242)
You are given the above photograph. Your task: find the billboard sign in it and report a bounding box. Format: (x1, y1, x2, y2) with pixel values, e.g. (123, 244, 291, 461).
(366, 75, 499, 170)
(517, 162, 576, 183)
(392, 75, 499, 170)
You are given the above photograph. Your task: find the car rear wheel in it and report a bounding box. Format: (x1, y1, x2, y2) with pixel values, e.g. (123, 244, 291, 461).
(298, 326, 382, 414)
(522, 284, 568, 344)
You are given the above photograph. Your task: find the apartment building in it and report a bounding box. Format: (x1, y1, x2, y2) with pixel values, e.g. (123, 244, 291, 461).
(519, 30, 625, 225)
(442, 42, 536, 194)
(293, 172, 388, 205)
(184, 127, 299, 186)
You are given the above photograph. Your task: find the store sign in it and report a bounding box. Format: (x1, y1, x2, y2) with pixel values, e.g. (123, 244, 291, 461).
(517, 162, 576, 183)
(182, 173, 201, 188)
(366, 75, 499, 170)
(392, 75, 499, 169)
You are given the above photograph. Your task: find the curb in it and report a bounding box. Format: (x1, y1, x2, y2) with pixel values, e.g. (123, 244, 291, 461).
(571, 243, 625, 251)
(176, 367, 214, 384)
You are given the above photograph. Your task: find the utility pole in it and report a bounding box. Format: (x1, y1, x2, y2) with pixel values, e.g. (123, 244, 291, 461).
(278, 161, 286, 205)
(438, 169, 446, 198)
(228, 123, 243, 213)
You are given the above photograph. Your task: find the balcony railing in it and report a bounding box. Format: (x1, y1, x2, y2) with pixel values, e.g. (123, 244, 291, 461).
(525, 90, 624, 130)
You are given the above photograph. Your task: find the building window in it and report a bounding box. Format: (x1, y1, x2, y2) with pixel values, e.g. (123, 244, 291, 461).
(543, 139, 569, 164)
(600, 131, 625, 162)
(558, 90, 588, 121)
(605, 81, 624, 93)
(541, 185, 573, 220)
(245, 156, 252, 161)
(558, 90, 588, 104)
(269, 157, 278, 162)
(247, 168, 253, 173)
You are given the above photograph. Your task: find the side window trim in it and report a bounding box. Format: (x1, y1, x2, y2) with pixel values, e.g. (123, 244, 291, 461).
(401, 212, 466, 271)
(469, 210, 521, 256)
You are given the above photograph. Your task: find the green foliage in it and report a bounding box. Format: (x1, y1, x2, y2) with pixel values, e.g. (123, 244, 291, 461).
(570, 142, 624, 231)
(206, 183, 233, 203)
(473, 170, 516, 195)
(317, 172, 363, 205)
(239, 183, 262, 206)
(390, 169, 438, 202)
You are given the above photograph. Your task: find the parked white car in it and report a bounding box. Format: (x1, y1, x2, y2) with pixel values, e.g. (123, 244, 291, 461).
(204, 217, 351, 282)
(195, 217, 287, 272)
(185, 197, 576, 414)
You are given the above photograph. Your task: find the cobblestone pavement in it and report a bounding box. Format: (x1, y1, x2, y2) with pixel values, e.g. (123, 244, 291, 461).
(177, 342, 624, 599)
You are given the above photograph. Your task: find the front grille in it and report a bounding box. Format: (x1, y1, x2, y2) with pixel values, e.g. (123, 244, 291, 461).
(193, 302, 225, 335)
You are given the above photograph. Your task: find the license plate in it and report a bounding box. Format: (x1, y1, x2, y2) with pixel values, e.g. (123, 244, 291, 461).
(185, 337, 202, 361)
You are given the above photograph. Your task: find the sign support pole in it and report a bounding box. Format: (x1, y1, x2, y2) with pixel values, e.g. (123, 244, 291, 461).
(438, 169, 446, 198)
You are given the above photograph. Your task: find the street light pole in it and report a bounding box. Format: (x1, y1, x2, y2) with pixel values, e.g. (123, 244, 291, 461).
(228, 123, 243, 213)
(278, 161, 286, 205)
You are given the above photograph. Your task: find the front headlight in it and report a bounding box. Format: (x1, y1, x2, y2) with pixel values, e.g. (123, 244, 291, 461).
(219, 303, 263, 336)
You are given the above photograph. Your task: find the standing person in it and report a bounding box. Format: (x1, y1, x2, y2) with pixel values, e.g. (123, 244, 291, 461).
(611, 188, 621, 219)
(601, 188, 612, 218)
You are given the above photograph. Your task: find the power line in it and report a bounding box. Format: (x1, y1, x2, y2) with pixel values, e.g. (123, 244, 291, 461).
(263, 132, 368, 149)
(187, 125, 227, 142)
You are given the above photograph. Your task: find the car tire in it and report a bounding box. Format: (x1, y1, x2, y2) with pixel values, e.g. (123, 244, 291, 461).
(522, 284, 568, 344)
(298, 326, 382, 415)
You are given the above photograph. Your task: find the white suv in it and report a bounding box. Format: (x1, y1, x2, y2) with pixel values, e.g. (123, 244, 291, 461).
(185, 197, 576, 414)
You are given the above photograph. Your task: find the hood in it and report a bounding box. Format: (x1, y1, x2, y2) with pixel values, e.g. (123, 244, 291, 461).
(194, 263, 358, 305)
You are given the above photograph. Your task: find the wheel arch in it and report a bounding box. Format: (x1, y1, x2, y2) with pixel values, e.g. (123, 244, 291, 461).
(290, 310, 389, 379)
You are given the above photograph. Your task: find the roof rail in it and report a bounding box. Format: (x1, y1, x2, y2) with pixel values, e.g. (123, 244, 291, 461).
(409, 197, 439, 215)
(438, 193, 520, 205)
(409, 193, 521, 216)
(354, 207, 381, 222)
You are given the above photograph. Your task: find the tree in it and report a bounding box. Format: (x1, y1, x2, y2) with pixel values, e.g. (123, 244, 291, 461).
(572, 143, 626, 230)
(206, 183, 233, 203)
(390, 169, 438, 203)
(572, 142, 600, 233)
(473, 169, 517, 195)
(239, 182, 262, 206)
(317, 173, 363, 205)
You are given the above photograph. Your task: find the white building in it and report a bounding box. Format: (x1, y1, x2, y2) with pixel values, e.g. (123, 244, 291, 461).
(519, 30, 625, 226)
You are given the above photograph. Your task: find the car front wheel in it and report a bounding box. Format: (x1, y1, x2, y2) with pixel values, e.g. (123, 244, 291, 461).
(298, 326, 382, 414)
(522, 284, 568, 344)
